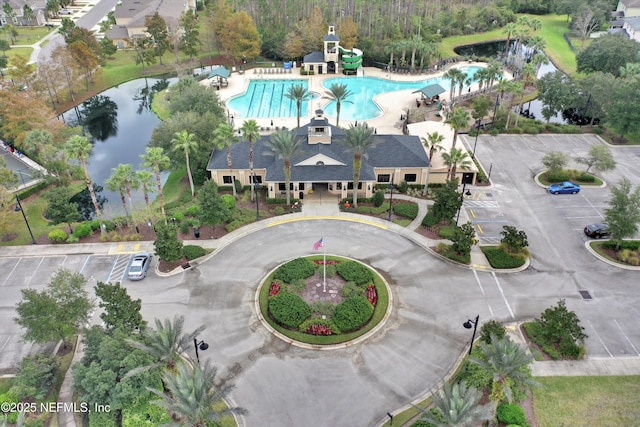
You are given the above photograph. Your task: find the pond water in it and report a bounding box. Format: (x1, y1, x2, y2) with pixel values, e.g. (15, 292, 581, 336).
(63, 77, 176, 218)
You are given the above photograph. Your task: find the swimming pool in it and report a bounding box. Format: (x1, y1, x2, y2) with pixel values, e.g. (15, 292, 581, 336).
(228, 66, 481, 121)
(323, 66, 481, 121)
(228, 79, 319, 118)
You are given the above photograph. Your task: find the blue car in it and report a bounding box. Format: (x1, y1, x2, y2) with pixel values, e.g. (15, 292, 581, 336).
(548, 181, 580, 195)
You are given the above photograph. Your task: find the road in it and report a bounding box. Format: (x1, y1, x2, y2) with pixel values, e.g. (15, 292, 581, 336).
(2, 134, 640, 426)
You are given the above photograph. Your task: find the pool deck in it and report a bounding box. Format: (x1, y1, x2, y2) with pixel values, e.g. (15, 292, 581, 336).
(202, 61, 496, 137)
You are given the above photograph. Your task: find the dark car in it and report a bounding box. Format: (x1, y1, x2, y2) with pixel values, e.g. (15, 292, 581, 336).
(127, 252, 152, 281)
(584, 223, 610, 239)
(548, 181, 581, 194)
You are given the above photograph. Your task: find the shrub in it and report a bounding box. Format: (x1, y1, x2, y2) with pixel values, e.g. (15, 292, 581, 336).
(66, 234, 80, 243)
(398, 180, 409, 193)
(393, 203, 419, 219)
(288, 278, 307, 294)
(310, 301, 335, 317)
(48, 229, 68, 243)
(268, 291, 311, 328)
(183, 245, 206, 260)
(537, 299, 587, 359)
(341, 281, 365, 298)
(373, 190, 385, 207)
(221, 194, 237, 210)
(180, 219, 191, 234)
(576, 172, 595, 182)
(274, 258, 316, 283)
(0, 390, 19, 423)
(422, 212, 439, 227)
(522, 321, 559, 360)
(233, 179, 243, 194)
(496, 403, 527, 426)
(13, 353, 58, 400)
(299, 317, 340, 335)
(73, 222, 93, 238)
(273, 206, 285, 215)
(184, 205, 201, 216)
(172, 212, 185, 221)
(333, 296, 373, 332)
(480, 320, 506, 344)
(225, 220, 243, 232)
(481, 246, 526, 269)
(602, 240, 640, 251)
(438, 225, 457, 239)
(545, 171, 570, 183)
(336, 261, 373, 285)
(325, 264, 337, 277)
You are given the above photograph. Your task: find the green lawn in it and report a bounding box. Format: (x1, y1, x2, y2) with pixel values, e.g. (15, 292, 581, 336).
(534, 376, 640, 427)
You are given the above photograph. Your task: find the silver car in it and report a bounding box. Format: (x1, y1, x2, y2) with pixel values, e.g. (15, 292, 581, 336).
(127, 252, 152, 281)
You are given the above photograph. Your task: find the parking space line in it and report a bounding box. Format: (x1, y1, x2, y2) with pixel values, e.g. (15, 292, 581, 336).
(25, 257, 45, 286)
(0, 337, 11, 353)
(614, 319, 640, 356)
(80, 255, 92, 274)
(59, 255, 68, 266)
(473, 270, 495, 317)
(491, 272, 514, 319)
(470, 209, 475, 218)
(566, 216, 602, 219)
(1, 259, 21, 287)
(587, 319, 613, 357)
(477, 224, 484, 234)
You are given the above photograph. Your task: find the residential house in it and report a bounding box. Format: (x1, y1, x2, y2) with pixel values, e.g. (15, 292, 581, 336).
(0, 0, 47, 27)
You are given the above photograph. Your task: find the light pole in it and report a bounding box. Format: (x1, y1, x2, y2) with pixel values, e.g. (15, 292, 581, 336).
(387, 180, 394, 221)
(491, 94, 500, 129)
(387, 412, 394, 426)
(255, 181, 261, 221)
(15, 195, 36, 244)
(455, 182, 470, 226)
(193, 337, 209, 363)
(463, 315, 480, 355)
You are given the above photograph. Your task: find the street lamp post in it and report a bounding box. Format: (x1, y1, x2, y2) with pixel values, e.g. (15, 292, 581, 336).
(463, 315, 480, 355)
(387, 412, 394, 426)
(455, 182, 470, 226)
(255, 181, 261, 221)
(15, 195, 36, 244)
(491, 94, 500, 129)
(193, 337, 209, 363)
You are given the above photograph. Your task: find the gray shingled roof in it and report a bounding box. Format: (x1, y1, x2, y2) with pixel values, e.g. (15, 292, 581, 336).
(324, 34, 340, 42)
(303, 51, 325, 63)
(207, 120, 429, 183)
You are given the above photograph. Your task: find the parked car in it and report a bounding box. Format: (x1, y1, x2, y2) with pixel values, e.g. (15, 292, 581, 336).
(59, 9, 73, 14)
(127, 252, 152, 281)
(548, 181, 580, 194)
(584, 223, 610, 239)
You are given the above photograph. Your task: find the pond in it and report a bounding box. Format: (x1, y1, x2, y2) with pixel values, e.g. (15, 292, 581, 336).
(63, 77, 176, 218)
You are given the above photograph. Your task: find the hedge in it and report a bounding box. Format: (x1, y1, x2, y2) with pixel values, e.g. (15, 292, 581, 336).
(73, 222, 93, 238)
(422, 212, 439, 227)
(48, 229, 68, 242)
(333, 296, 373, 332)
(496, 403, 527, 426)
(268, 292, 311, 328)
(183, 245, 206, 260)
(393, 203, 418, 219)
(274, 258, 316, 283)
(602, 240, 640, 251)
(336, 261, 373, 285)
(481, 247, 526, 269)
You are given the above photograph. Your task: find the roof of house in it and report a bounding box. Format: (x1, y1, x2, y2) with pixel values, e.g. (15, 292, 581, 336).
(207, 117, 429, 182)
(105, 25, 130, 40)
(324, 34, 340, 42)
(114, 0, 186, 29)
(620, 0, 640, 8)
(625, 16, 640, 29)
(303, 51, 325, 63)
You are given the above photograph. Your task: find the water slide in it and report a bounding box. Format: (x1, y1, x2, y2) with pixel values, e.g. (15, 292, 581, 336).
(339, 46, 363, 73)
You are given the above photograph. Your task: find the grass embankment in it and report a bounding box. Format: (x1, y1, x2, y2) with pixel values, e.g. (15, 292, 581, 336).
(533, 376, 640, 427)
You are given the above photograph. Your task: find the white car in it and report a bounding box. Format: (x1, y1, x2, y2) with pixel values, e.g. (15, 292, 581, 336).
(127, 252, 152, 281)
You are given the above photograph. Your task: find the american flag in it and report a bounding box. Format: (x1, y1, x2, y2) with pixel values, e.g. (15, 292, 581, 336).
(313, 237, 324, 251)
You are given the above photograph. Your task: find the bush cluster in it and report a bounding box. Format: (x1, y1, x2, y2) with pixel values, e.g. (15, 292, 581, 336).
(183, 245, 206, 260)
(356, 202, 390, 215)
(274, 258, 316, 282)
(336, 261, 373, 285)
(393, 203, 419, 219)
(298, 318, 340, 334)
(333, 296, 373, 332)
(602, 240, 640, 251)
(341, 281, 365, 299)
(481, 247, 526, 269)
(74, 222, 93, 238)
(268, 292, 311, 328)
(48, 229, 68, 242)
(496, 403, 527, 426)
(438, 225, 457, 239)
(373, 190, 385, 207)
(479, 320, 506, 344)
(422, 212, 439, 227)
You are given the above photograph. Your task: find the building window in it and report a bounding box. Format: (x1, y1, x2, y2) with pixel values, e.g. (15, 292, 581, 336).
(278, 183, 285, 191)
(404, 173, 417, 182)
(299, 183, 305, 190)
(316, 161, 324, 166)
(223, 176, 233, 184)
(377, 174, 391, 183)
(314, 127, 324, 133)
(309, 65, 314, 71)
(347, 182, 363, 190)
(249, 175, 263, 184)
(336, 182, 342, 190)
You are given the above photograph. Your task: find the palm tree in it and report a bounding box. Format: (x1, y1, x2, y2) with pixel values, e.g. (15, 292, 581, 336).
(506, 81, 524, 129)
(444, 107, 471, 150)
(502, 22, 517, 60)
(64, 135, 105, 233)
(136, 169, 155, 220)
(128, 315, 205, 373)
(417, 381, 496, 427)
(114, 163, 138, 223)
(532, 52, 549, 74)
(241, 119, 260, 201)
(522, 62, 536, 89)
(470, 334, 538, 403)
(105, 167, 130, 220)
(442, 147, 472, 181)
(473, 67, 489, 92)
(265, 130, 301, 206)
(284, 84, 311, 128)
(421, 131, 445, 195)
(619, 62, 640, 80)
(213, 123, 240, 197)
(141, 147, 171, 223)
(494, 78, 510, 100)
(171, 130, 198, 198)
(148, 359, 247, 426)
(443, 68, 465, 102)
(323, 83, 353, 127)
(23, 129, 53, 157)
(485, 62, 503, 94)
(343, 124, 376, 208)
(456, 71, 469, 99)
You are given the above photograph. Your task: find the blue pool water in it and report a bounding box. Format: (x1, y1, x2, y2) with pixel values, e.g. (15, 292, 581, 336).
(228, 66, 481, 121)
(228, 79, 317, 118)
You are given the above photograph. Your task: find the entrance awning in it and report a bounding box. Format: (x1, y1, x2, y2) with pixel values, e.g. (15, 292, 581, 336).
(412, 83, 446, 98)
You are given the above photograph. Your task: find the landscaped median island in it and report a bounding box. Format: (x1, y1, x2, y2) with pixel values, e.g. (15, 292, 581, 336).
(257, 256, 389, 346)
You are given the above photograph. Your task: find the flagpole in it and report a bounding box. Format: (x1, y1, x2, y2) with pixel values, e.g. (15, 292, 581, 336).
(323, 241, 327, 292)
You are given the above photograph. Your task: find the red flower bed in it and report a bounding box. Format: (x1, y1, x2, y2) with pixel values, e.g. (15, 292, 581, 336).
(269, 282, 281, 297)
(366, 285, 377, 306)
(313, 260, 340, 265)
(306, 324, 333, 335)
